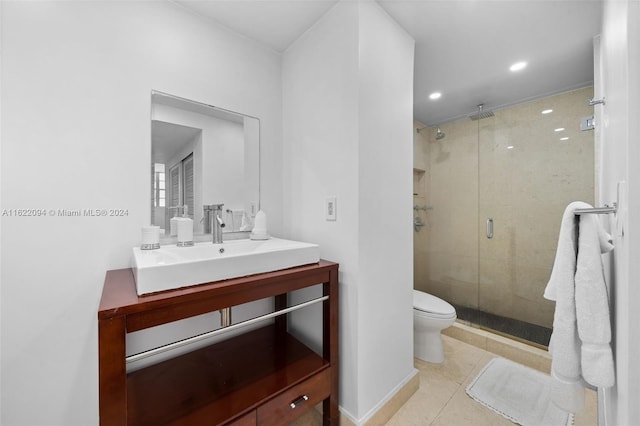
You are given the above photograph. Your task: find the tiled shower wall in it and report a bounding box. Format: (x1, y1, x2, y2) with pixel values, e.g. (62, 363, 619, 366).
(414, 86, 595, 329)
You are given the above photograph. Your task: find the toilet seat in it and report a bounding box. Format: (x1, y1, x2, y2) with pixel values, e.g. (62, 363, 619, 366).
(413, 290, 456, 319)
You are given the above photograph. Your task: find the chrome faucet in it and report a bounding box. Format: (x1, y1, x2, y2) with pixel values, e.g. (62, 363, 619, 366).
(204, 204, 225, 243)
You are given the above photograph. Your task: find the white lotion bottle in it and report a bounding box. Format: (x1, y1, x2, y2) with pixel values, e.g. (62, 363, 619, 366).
(177, 205, 194, 246)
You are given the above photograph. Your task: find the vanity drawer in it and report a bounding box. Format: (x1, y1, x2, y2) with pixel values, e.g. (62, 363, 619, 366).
(257, 367, 331, 426)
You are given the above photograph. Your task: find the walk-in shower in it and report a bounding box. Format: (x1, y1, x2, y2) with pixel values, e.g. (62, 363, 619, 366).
(413, 87, 595, 347)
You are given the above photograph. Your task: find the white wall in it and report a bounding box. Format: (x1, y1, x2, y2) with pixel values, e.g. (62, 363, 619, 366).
(356, 2, 415, 419)
(598, 0, 640, 424)
(0, 1, 4, 422)
(282, 1, 415, 422)
(282, 1, 361, 416)
(0, 2, 282, 424)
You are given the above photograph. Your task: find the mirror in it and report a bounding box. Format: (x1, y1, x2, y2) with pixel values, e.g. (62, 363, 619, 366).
(151, 91, 259, 242)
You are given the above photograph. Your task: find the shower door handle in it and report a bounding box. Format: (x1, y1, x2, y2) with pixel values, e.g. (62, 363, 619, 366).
(486, 218, 494, 239)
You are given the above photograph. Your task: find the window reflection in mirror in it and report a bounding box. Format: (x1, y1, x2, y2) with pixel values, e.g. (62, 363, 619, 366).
(151, 91, 259, 241)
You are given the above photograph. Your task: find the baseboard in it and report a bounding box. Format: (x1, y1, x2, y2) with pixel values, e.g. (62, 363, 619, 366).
(339, 368, 420, 426)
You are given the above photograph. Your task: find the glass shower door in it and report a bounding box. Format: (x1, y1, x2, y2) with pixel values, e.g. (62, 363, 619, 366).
(477, 87, 595, 346)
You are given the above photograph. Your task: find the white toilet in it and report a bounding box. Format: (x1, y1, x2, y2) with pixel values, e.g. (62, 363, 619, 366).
(413, 290, 457, 363)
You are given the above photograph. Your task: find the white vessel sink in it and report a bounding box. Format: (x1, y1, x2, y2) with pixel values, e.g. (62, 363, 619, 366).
(132, 238, 320, 296)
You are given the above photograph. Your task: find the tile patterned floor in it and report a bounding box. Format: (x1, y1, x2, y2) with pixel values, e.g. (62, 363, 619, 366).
(292, 334, 596, 425)
(387, 335, 596, 426)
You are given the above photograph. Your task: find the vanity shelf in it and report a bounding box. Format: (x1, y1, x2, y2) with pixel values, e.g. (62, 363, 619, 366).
(98, 260, 339, 426)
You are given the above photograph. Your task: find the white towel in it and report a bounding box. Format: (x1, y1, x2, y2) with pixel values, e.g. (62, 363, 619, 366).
(239, 211, 252, 231)
(223, 208, 246, 232)
(576, 211, 615, 387)
(544, 202, 614, 412)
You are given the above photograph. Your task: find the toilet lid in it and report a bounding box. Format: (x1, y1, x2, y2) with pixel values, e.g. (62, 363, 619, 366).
(413, 290, 456, 316)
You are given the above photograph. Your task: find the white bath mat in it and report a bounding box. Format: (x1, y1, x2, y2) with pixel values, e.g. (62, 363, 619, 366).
(466, 357, 574, 426)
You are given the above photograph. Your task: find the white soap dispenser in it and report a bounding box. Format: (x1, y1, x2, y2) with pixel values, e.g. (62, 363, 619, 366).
(176, 205, 194, 247)
(169, 206, 181, 237)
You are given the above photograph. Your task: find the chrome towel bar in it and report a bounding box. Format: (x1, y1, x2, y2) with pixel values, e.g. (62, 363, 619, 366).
(126, 295, 329, 364)
(574, 203, 617, 215)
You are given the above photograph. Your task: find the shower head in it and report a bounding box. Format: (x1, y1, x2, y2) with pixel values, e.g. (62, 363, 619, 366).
(417, 125, 446, 140)
(416, 126, 445, 140)
(469, 104, 495, 121)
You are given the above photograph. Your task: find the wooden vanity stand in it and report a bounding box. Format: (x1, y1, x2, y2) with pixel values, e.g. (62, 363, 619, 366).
(98, 260, 339, 425)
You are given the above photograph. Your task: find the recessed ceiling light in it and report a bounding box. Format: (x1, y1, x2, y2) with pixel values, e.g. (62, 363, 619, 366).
(429, 92, 442, 100)
(554, 127, 565, 132)
(509, 61, 527, 72)
(541, 109, 553, 114)
(560, 137, 570, 141)
(507, 145, 514, 150)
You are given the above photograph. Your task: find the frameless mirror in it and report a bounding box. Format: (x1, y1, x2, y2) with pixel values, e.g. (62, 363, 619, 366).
(151, 91, 259, 242)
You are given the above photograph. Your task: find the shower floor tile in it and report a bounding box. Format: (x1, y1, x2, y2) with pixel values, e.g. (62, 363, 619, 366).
(454, 304, 552, 347)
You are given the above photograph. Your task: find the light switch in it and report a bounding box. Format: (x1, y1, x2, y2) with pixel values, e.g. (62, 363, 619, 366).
(326, 197, 337, 221)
